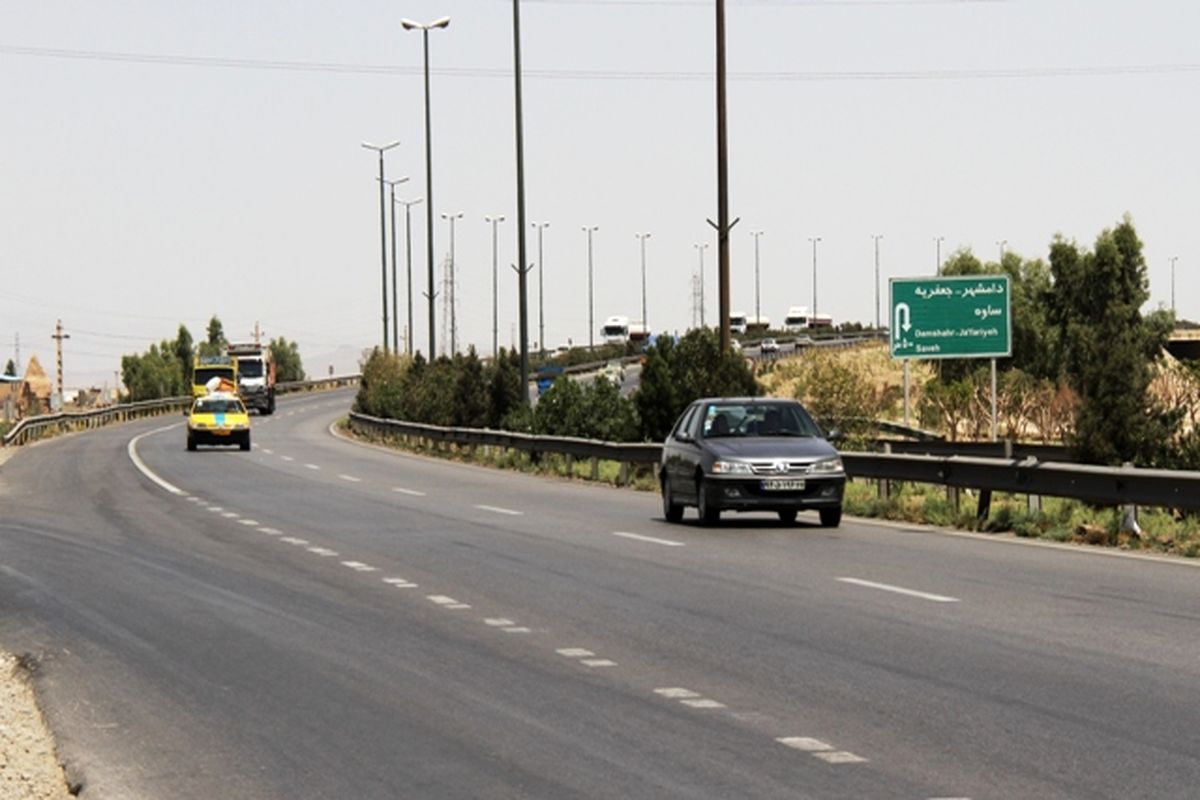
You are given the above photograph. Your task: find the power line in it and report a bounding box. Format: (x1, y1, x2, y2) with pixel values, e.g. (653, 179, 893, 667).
(3, 44, 1197, 83)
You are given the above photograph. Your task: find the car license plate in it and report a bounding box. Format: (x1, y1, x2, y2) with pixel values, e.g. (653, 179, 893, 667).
(762, 478, 805, 491)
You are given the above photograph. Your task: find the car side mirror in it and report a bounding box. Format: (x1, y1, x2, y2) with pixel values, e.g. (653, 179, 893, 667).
(826, 428, 843, 443)
(675, 430, 692, 442)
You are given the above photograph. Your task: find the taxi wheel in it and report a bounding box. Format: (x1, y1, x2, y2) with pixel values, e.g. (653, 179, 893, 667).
(240, 433, 251, 452)
(187, 434, 197, 452)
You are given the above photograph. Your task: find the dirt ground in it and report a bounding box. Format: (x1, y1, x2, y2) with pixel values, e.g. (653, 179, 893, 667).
(0, 651, 74, 799)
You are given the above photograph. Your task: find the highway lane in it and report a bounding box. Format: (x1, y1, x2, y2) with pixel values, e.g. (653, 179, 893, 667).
(2, 390, 1199, 798)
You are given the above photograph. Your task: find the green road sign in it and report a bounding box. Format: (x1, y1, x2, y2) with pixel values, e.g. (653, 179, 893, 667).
(889, 275, 1012, 360)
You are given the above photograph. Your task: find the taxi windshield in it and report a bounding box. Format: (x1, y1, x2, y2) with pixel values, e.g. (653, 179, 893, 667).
(194, 398, 244, 414)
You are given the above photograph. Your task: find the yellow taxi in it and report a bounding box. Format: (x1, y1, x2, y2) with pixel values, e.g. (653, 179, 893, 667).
(187, 392, 251, 452)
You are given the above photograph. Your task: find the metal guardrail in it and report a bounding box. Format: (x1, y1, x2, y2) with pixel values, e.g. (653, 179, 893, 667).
(1, 375, 362, 448)
(877, 439, 1072, 463)
(349, 411, 660, 483)
(1, 396, 192, 447)
(351, 411, 1199, 511)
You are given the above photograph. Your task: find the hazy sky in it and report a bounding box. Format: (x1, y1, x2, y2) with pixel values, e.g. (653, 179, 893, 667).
(3, 0, 1197, 385)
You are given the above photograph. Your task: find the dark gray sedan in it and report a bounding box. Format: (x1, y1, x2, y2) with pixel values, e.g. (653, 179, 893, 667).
(659, 397, 845, 526)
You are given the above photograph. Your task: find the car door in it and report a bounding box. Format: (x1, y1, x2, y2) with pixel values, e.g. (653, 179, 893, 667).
(664, 403, 700, 501)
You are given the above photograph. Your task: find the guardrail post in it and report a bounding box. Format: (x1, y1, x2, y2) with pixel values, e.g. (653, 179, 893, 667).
(565, 453, 574, 477)
(947, 485, 959, 513)
(976, 490, 992, 528)
(590, 457, 599, 481)
(618, 462, 629, 486)
(1120, 461, 1141, 535)
(879, 442, 892, 501)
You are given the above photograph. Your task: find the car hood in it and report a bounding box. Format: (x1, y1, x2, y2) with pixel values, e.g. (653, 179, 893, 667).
(702, 436, 837, 461)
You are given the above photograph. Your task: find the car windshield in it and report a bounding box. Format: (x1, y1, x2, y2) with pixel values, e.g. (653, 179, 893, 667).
(195, 398, 245, 414)
(238, 360, 264, 378)
(700, 402, 820, 438)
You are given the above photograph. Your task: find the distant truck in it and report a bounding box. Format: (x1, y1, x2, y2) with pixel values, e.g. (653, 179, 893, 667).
(192, 355, 238, 398)
(601, 316, 630, 345)
(228, 342, 276, 415)
(729, 311, 748, 335)
(783, 306, 832, 332)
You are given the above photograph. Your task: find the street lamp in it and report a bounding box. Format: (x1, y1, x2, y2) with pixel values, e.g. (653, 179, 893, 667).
(750, 230, 764, 330)
(583, 225, 599, 350)
(441, 211, 464, 355)
(362, 140, 401, 352)
(532, 221, 550, 355)
(871, 234, 883, 330)
(401, 15, 451, 359)
(384, 177, 410, 355)
(396, 197, 424, 356)
(934, 235, 945, 276)
(485, 214, 506, 357)
(635, 232, 651, 334)
(996, 239, 1007, 263)
(694, 242, 709, 327)
(808, 236, 821, 317)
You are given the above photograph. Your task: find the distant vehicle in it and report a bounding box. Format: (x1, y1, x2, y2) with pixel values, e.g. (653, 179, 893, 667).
(759, 337, 780, 354)
(600, 360, 626, 385)
(228, 342, 276, 415)
(782, 306, 833, 332)
(601, 316, 630, 345)
(192, 355, 238, 398)
(628, 322, 650, 345)
(746, 315, 771, 332)
(729, 312, 748, 335)
(793, 334, 814, 347)
(659, 397, 845, 526)
(535, 363, 565, 395)
(187, 392, 251, 452)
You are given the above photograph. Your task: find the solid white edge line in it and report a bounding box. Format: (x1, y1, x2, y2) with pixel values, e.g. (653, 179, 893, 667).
(127, 425, 187, 496)
(613, 531, 685, 547)
(837, 577, 960, 603)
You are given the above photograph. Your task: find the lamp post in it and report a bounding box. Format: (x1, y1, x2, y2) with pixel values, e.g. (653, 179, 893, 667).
(750, 230, 763, 329)
(441, 211, 464, 355)
(397, 197, 423, 355)
(583, 225, 598, 350)
(362, 140, 400, 352)
(635, 232, 651, 333)
(808, 236, 821, 317)
(871, 234, 883, 330)
(997, 239, 1007, 262)
(533, 222, 550, 355)
(401, 15, 451, 359)
(384, 177, 410, 354)
(694, 242, 709, 327)
(485, 214, 506, 357)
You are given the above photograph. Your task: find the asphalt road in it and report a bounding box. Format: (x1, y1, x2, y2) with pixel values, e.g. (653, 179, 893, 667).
(2, 390, 1198, 798)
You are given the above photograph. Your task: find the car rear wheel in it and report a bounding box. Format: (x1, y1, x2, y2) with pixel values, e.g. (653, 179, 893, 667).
(819, 506, 842, 528)
(186, 434, 197, 452)
(777, 510, 797, 524)
(696, 477, 720, 526)
(240, 433, 251, 452)
(661, 475, 683, 523)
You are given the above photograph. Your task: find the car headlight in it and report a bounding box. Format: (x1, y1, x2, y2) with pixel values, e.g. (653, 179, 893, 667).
(712, 460, 754, 475)
(810, 457, 844, 475)
(192, 421, 208, 429)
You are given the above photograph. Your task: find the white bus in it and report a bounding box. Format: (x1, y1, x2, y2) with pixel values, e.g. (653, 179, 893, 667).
(601, 315, 630, 344)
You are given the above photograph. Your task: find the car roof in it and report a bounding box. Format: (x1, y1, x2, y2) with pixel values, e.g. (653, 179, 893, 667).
(693, 397, 797, 405)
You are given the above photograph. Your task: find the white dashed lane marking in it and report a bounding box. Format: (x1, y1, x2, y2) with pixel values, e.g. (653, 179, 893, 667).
(304, 463, 321, 470)
(222, 512, 239, 519)
(341, 561, 377, 573)
(427, 595, 470, 609)
(279, 537, 309, 546)
(655, 688, 700, 699)
(613, 531, 685, 547)
(556, 648, 594, 658)
(338, 474, 362, 483)
(257, 527, 282, 535)
(837, 577, 960, 604)
(262, 448, 274, 454)
(475, 504, 523, 516)
(485, 618, 516, 627)
(280, 456, 294, 462)
(307, 547, 339, 557)
(680, 698, 725, 709)
(392, 487, 426, 497)
(382, 577, 418, 588)
(207, 507, 224, 513)
(776, 737, 868, 764)
(580, 658, 617, 667)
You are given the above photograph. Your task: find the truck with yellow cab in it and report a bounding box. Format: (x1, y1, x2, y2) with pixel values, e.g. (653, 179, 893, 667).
(192, 354, 239, 398)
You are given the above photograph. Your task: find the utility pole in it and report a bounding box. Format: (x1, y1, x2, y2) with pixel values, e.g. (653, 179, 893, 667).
(398, 197, 423, 356)
(1171, 255, 1180, 314)
(485, 214, 506, 357)
(712, 0, 734, 353)
(441, 211, 464, 354)
(362, 140, 401, 353)
(511, 0, 532, 401)
(51, 319, 69, 407)
(750, 230, 764, 329)
(996, 239, 1007, 263)
(583, 225, 598, 350)
(635, 232, 651, 333)
(871, 234, 883, 330)
(808, 236, 821, 317)
(934, 236, 945, 276)
(251, 321, 263, 345)
(14, 333, 20, 377)
(385, 177, 409, 354)
(694, 243, 709, 327)
(533, 222, 550, 356)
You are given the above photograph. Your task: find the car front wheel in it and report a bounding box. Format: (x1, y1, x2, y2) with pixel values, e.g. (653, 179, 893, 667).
(696, 477, 720, 526)
(661, 475, 683, 523)
(819, 506, 842, 528)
